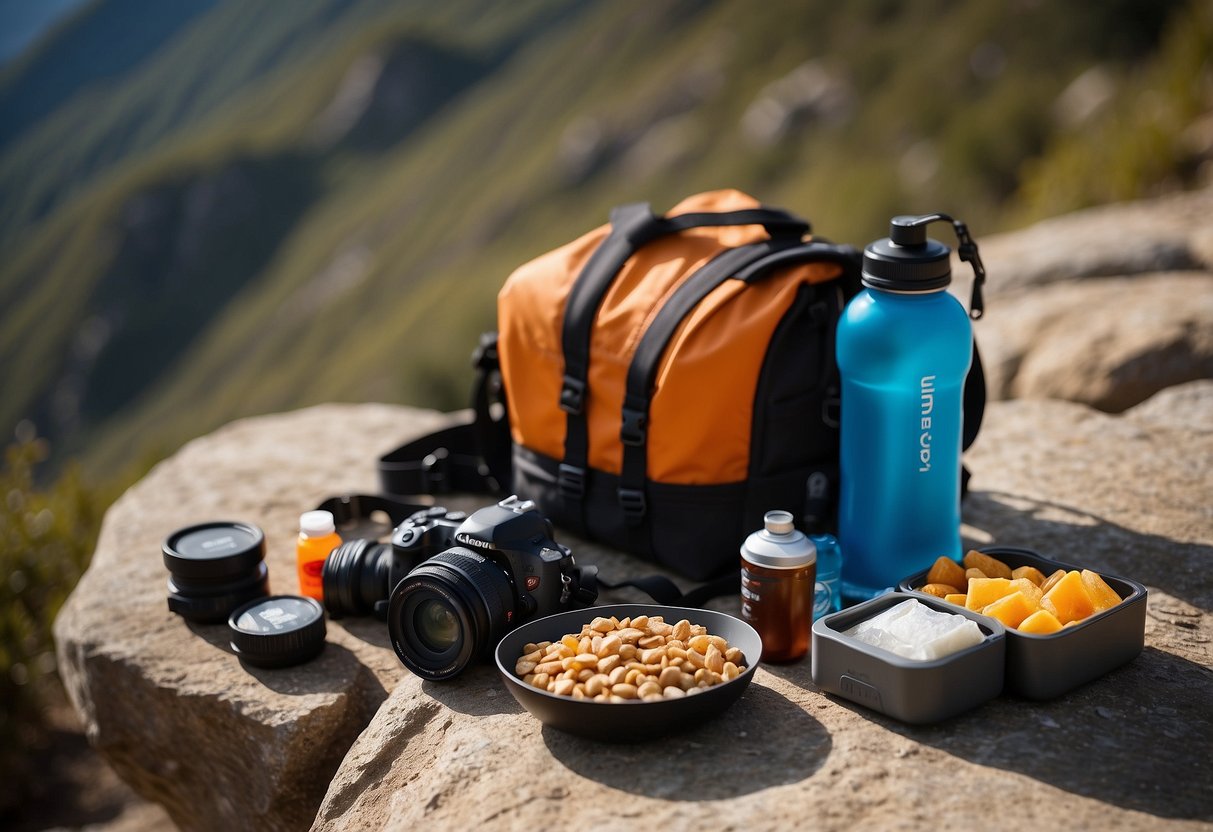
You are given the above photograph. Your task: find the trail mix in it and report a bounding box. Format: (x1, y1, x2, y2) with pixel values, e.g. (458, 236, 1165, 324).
(515, 614, 747, 702)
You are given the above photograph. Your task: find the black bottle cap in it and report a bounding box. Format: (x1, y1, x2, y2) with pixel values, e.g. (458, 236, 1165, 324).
(862, 215, 953, 292)
(228, 595, 326, 668)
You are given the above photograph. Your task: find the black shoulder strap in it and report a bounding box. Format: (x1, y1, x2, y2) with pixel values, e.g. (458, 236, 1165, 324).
(963, 338, 985, 451)
(376, 332, 509, 498)
(556, 202, 811, 532)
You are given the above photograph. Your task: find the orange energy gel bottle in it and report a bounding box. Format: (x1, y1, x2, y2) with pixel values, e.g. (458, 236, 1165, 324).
(296, 510, 341, 601)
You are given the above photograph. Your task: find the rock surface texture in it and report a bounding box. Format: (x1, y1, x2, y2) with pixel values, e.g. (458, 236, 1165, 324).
(57, 189, 1213, 831)
(974, 186, 1213, 412)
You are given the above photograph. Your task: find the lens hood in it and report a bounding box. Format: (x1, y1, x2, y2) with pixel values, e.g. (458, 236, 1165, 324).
(163, 521, 269, 623)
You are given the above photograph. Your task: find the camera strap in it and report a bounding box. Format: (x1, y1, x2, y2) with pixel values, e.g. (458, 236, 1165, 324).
(574, 568, 738, 609)
(377, 332, 512, 499)
(315, 493, 433, 530)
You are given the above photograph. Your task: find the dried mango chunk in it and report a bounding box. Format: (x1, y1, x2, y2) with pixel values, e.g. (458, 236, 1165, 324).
(1018, 609, 1063, 634)
(1007, 577, 1044, 607)
(1011, 565, 1047, 586)
(927, 556, 966, 589)
(982, 591, 1038, 629)
(1041, 570, 1095, 625)
(921, 582, 960, 598)
(1080, 569, 1122, 612)
(966, 577, 1013, 612)
(964, 550, 1013, 580)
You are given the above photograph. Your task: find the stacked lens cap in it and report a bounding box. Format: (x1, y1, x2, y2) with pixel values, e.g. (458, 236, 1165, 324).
(163, 521, 270, 623)
(228, 595, 326, 668)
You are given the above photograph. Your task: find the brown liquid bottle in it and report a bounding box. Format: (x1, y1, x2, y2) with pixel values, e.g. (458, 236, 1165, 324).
(740, 510, 817, 662)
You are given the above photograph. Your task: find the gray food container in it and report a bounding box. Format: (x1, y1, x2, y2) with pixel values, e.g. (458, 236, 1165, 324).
(898, 546, 1148, 700)
(811, 593, 1005, 724)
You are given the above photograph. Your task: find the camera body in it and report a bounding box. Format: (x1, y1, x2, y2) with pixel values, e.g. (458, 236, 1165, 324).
(388, 497, 581, 624)
(322, 496, 596, 679)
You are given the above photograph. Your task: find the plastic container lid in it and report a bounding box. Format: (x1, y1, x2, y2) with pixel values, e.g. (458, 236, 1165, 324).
(300, 510, 336, 537)
(228, 595, 326, 668)
(741, 510, 817, 569)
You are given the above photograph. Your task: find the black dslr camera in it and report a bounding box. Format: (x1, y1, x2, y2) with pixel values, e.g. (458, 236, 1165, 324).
(322, 496, 597, 679)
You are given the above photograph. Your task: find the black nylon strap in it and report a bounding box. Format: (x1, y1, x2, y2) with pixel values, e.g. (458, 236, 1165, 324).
(314, 493, 433, 530)
(558, 203, 811, 528)
(376, 333, 510, 499)
(595, 571, 739, 608)
(963, 338, 985, 451)
(377, 421, 494, 497)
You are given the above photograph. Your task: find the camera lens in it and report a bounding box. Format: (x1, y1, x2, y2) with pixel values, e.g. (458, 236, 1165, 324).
(387, 547, 515, 680)
(321, 539, 392, 619)
(414, 599, 460, 652)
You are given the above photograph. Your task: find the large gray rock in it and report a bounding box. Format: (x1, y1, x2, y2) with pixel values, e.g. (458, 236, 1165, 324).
(307, 385, 1213, 831)
(56, 391, 1213, 832)
(977, 186, 1213, 294)
(54, 402, 683, 832)
(977, 271, 1213, 411)
(955, 187, 1213, 413)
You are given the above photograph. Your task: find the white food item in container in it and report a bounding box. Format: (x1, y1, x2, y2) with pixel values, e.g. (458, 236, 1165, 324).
(844, 598, 984, 661)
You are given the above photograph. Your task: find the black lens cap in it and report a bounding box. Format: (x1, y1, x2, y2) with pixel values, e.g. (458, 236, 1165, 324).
(228, 595, 326, 669)
(163, 521, 269, 623)
(167, 561, 270, 623)
(163, 521, 266, 582)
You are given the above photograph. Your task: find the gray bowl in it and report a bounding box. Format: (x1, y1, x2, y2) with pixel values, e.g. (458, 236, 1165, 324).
(897, 546, 1147, 699)
(495, 604, 762, 741)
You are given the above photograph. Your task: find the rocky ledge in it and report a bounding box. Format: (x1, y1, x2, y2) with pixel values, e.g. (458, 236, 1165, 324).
(56, 189, 1213, 831)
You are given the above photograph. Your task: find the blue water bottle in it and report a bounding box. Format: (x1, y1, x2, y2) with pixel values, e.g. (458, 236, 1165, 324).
(809, 533, 841, 619)
(836, 214, 986, 601)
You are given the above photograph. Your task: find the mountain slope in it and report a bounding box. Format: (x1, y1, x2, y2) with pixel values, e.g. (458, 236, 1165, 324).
(0, 0, 1207, 478)
(0, 0, 215, 147)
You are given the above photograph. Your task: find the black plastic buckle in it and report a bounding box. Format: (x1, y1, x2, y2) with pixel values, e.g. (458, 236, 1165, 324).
(620, 407, 647, 447)
(618, 487, 647, 525)
(822, 395, 841, 429)
(558, 463, 585, 501)
(420, 448, 450, 493)
(559, 376, 586, 415)
(471, 331, 499, 371)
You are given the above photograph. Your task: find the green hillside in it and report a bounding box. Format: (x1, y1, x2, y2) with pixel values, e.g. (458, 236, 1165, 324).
(1, 0, 1210, 478)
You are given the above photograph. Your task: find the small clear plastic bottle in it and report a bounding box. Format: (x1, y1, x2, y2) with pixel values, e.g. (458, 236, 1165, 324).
(809, 533, 842, 620)
(296, 510, 341, 601)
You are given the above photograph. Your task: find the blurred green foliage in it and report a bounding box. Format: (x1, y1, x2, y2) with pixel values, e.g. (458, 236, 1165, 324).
(1014, 0, 1213, 221)
(0, 427, 118, 808)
